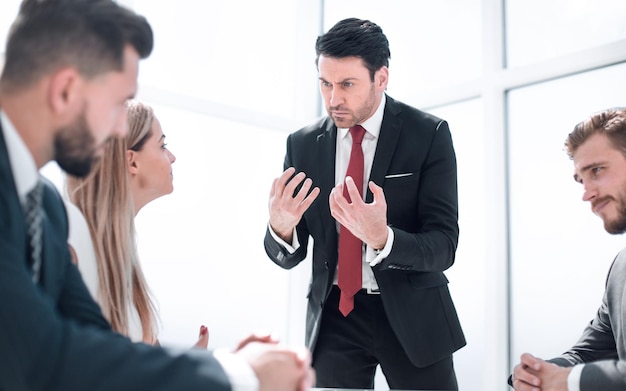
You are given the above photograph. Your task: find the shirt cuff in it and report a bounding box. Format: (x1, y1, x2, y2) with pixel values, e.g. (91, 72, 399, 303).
(367, 227, 394, 267)
(268, 224, 300, 254)
(567, 364, 584, 391)
(213, 348, 259, 391)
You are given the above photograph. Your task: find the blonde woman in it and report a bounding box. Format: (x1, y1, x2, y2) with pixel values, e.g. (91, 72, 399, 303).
(65, 100, 207, 347)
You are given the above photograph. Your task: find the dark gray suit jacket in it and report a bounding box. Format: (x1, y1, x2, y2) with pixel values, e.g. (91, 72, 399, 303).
(264, 95, 466, 368)
(548, 248, 626, 390)
(0, 122, 231, 390)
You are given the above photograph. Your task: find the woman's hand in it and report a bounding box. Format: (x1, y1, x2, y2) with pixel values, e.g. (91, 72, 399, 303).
(192, 325, 209, 349)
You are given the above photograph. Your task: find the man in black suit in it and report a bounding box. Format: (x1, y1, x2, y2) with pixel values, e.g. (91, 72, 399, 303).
(264, 17, 466, 390)
(510, 108, 626, 391)
(0, 1, 313, 390)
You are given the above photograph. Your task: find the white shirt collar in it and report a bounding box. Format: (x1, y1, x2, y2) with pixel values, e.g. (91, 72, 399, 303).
(0, 110, 39, 202)
(339, 93, 386, 140)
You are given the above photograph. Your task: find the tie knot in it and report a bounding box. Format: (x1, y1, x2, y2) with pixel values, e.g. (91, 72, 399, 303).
(349, 125, 366, 145)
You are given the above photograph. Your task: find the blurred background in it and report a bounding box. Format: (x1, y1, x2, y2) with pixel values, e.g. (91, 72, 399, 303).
(2, 1, 626, 389)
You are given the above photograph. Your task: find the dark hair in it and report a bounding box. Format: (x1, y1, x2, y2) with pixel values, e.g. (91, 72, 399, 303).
(565, 107, 626, 159)
(315, 18, 390, 82)
(0, 0, 153, 91)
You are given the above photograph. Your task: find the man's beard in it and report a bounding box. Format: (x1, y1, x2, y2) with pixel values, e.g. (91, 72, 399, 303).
(54, 109, 97, 178)
(602, 194, 626, 234)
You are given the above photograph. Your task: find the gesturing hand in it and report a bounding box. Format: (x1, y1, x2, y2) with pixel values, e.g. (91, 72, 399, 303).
(268, 167, 320, 242)
(329, 178, 388, 250)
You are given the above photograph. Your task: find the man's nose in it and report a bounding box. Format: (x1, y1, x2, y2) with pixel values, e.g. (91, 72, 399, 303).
(582, 183, 597, 202)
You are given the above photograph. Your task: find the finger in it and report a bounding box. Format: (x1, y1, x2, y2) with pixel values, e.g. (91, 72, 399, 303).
(290, 348, 313, 391)
(234, 332, 279, 352)
(274, 167, 297, 196)
(329, 187, 349, 224)
(328, 187, 339, 215)
(289, 178, 319, 219)
(512, 377, 540, 391)
(284, 172, 306, 199)
(344, 176, 362, 204)
(329, 184, 349, 208)
(294, 347, 311, 366)
(292, 177, 314, 203)
(299, 368, 316, 391)
(520, 353, 542, 371)
(193, 325, 209, 350)
(269, 177, 278, 198)
(368, 181, 386, 203)
(299, 186, 320, 210)
(250, 332, 279, 344)
(513, 364, 541, 389)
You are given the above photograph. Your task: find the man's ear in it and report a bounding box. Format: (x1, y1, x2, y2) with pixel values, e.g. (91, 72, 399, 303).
(47, 67, 82, 116)
(375, 66, 389, 91)
(126, 149, 139, 174)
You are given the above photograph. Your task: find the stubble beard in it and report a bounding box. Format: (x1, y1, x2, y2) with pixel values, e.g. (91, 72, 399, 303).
(329, 84, 379, 128)
(54, 109, 97, 178)
(602, 185, 626, 234)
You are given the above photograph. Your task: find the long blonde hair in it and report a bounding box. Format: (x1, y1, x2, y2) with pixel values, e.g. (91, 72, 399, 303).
(66, 100, 158, 343)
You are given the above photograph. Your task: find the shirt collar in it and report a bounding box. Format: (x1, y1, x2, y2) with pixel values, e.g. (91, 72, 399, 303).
(0, 110, 39, 202)
(339, 93, 386, 139)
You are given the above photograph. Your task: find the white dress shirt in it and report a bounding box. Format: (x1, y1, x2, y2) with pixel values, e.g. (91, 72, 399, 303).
(568, 364, 584, 391)
(0, 111, 38, 206)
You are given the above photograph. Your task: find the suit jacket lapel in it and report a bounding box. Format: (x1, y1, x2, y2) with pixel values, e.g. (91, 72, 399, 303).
(367, 96, 403, 203)
(0, 123, 30, 274)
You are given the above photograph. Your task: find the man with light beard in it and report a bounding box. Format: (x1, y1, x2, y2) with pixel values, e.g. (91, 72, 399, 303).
(510, 107, 626, 391)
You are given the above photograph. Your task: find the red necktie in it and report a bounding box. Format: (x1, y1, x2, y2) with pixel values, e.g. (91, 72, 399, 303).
(338, 125, 366, 317)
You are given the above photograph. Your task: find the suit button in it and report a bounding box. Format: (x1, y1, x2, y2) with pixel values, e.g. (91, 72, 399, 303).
(324, 261, 329, 269)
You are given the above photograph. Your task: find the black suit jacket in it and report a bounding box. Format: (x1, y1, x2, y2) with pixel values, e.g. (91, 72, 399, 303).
(264, 95, 466, 368)
(0, 122, 231, 390)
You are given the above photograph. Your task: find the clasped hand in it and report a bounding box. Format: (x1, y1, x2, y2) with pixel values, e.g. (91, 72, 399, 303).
(234, 333, 315, 391)
(512, 353, 572, 391)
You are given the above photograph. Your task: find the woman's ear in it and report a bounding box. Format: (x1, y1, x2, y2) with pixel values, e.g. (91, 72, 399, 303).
(126, 150, 139, 174)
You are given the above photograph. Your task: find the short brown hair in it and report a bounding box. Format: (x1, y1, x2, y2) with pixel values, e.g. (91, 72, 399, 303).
(0, 0, 153, 91)
(565, 107, 626, 159)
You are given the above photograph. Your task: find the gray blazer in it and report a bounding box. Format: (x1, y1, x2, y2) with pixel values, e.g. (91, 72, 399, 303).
(549, 248, 626, 390)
